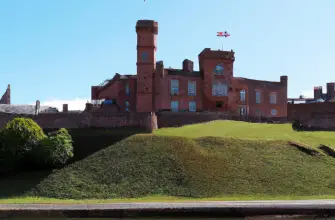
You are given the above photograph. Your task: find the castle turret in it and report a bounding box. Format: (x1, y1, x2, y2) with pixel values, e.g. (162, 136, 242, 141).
(136, 20, 158, 113)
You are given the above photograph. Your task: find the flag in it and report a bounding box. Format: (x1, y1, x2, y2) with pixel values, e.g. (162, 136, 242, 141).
(217, 31, 230, 37)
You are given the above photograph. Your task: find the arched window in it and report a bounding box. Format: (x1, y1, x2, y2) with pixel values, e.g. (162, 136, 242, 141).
(214, 64, 224, 75)
(240, 90, 246, 101)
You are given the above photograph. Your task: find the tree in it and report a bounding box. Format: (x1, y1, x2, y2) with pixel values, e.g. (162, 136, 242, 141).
(0, 117, 45, 166)
(34, 128, 74, 167)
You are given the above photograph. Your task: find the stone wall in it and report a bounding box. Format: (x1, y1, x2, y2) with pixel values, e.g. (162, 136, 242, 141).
(287, 102, 335, 121)
(307, 112, 335, 130)
(287, 102, 335, 130)
(0, 111, 157, 131)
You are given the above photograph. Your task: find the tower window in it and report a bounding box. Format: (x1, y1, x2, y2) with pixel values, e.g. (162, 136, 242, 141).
(141, 52, 148, 61)
(214, 64, 224, 75)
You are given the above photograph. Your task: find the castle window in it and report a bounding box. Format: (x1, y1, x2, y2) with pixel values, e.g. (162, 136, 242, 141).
(270, 92, 277, 104)
(188, 81, 196, 96)
(171, 79, 179, 95)
(214, 64, 224, 75)
(212, 81, 227, 96)
(171, 101, 179, 112)
(240, 90, 246, 101)
(271, 109, 277, 116)
(126, 84, 130, 95)
(141, 52, 148, 61)
(256, 91, 261, 104)
(125, 101, 130, 112)
(189, 101, 196, 112)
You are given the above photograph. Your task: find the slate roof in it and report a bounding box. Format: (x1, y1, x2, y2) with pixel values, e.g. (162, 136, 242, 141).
(0, 104, 58, 115)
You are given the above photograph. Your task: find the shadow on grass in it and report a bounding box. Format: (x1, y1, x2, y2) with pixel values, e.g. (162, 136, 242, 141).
(0, 127, 149, 198)
(44, 127, 150, 163)
(0, 170, 52, 198)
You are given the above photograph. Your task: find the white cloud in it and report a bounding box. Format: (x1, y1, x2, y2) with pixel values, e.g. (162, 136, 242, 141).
(38, 98, 89, 111)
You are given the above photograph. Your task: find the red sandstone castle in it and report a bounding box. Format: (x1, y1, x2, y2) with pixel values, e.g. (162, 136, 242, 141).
(91, 20, 288, 117)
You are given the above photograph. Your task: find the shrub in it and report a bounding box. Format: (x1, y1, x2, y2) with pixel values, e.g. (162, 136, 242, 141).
(0, 117, 45, 166)
(34, 128, 74, 167)
(292, 120, 302, 131)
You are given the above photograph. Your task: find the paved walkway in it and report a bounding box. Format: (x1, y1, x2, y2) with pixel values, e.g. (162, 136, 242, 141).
(0, 199, 335, 210)
(0, 200, 335, 218)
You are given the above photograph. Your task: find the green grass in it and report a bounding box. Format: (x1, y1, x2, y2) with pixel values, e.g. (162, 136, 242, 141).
(154, 120, 335, 148)
(2, 120, 335, 203)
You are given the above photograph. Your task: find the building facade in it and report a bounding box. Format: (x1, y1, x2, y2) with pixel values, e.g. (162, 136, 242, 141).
(91, 20, 288, 118)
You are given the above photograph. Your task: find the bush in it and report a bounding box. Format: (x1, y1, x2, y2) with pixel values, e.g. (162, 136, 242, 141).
(34, 128, 74, 167)
(292, 120, 302, 131)
(0, 117, 45, 166)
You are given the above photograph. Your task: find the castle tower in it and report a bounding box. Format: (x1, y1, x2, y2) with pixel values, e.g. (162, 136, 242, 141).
(135, 20, 158, 113)
(198, 49, 235, 111)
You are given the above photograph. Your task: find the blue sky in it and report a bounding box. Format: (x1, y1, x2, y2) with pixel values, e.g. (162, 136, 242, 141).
(0, 0, 334, 110)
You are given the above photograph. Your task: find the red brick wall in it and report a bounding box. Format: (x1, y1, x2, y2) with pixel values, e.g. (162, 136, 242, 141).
(157, 112, 287, 128)
(160, 74, 203, 111)
(287, 102, 335, 121)
(288, 102, 335, 129)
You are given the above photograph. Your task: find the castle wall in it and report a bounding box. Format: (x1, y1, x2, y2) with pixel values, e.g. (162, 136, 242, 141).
(0, 111, 157, 131)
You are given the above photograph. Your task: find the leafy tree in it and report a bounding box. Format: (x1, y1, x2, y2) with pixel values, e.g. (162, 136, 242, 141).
(34, 128, 74, 167)
(0, 117, 45, 166)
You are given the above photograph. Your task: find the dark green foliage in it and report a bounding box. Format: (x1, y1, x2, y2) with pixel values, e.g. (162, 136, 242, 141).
(33, 128, 74, 167)
(49, 127, 148, 162)
(0, 118, 45, 166)
(292, 120, 302, 131)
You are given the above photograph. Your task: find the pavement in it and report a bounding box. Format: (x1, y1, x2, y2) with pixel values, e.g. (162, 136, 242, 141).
(1, 200, 335, 218)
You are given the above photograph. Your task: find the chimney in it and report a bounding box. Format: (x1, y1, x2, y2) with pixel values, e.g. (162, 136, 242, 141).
(35, 100, 40, 115)
(327, 82, 335, 100)
(182, 59, 194, 72)
(63, 104, 68, 113)
(314, 86, 322, 100)
(280, 75, 288, 85)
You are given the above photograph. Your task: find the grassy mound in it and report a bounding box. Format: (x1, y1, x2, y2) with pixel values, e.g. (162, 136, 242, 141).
(154, 120, 335, 148)
(30, 133, 335, 199)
